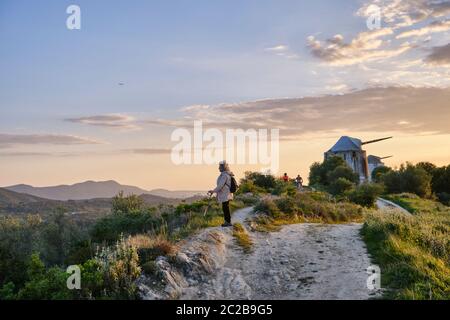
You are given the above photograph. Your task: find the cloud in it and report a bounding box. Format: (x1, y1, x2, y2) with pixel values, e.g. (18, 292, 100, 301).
(307, 29, 411, 65)
(358, 0, 450, 29)
(425, 43, 450, 65)
(145, 86, 450, 140)
(265, 45, 300, 60)
(0, 133, 102, 148)
(265, 45, 289, 52)
(65, 114, 140, 130)
(396, 19, 450, 39)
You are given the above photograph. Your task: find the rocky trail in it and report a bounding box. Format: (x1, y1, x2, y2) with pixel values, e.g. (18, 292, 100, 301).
(138, 207, 381, 300)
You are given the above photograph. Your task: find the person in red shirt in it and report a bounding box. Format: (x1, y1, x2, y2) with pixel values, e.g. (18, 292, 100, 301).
(282, 173, 289, 182)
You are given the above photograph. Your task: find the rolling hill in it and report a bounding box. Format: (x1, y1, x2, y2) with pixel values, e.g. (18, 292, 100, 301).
(5, 180, 204, 201)
(0, 187, 203, 219)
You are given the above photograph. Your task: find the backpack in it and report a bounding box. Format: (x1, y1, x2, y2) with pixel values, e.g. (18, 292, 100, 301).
(229, 175, 238, 193)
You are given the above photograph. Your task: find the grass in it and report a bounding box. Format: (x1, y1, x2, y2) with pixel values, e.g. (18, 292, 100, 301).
(252, 191, 366, 232)
(384, 193, 447, 215)
(232, 223, 253, 253)
(361, 196, 450, 300)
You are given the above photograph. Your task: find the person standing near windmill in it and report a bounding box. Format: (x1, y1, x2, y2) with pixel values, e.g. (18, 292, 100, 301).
(208, 161, 238, 227)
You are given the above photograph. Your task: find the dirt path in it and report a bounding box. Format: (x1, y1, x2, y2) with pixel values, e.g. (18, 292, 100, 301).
(376, 197, 410, 214)
(178, 207, 380, 300)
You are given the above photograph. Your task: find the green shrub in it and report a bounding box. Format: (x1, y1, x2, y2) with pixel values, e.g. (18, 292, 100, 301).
(381, 163, 432, 198)
(253, 192, 364, 227)
(371, 166, 392, 183)
(328, 177, 355, 196)
(94, 236, 141, 299)
(436, 192, 450, 206)
(91, 210, 162, 243)
(327, 165, 359, 184)
(240, 171, 276, 192)
(15, 253, 74, 300)
(141, 260, 158, 276)
(348, 183, 384, 207)
(271, 179, 297, 196)
(309, 156, 346, 187)
(112, 191, 143, 214)
(254, 198, 281, 218)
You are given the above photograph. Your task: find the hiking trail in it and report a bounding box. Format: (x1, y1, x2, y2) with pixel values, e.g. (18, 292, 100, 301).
(138, 207, 381, 300)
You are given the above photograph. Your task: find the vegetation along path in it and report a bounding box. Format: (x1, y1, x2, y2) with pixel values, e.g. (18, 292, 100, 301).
(140, 207, 381, 300)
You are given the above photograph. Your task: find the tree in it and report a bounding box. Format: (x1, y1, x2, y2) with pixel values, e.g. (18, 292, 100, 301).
(328, 178, 355, 196)
(381, 163, 432, 198)
(431, 165, 450, 194)
(371, 166, 392, 183)
(327, 165, 359, 184)
(309, 156, 347, 187)
(416, 162, 437, 176)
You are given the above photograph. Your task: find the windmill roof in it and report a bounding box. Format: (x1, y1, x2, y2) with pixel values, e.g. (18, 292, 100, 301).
(328, 136, 362, 152)
(368, 155, 382, 164)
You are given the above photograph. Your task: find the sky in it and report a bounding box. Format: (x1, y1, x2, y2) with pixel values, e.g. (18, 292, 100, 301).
(0, 0, 449, 190)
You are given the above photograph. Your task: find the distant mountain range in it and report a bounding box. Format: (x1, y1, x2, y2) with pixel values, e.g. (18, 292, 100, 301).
(4, 180, 204, 201)
(0, 187, 203, 218)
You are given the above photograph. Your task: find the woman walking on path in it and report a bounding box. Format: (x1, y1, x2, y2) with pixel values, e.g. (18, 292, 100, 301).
(208, 161, 234, 227)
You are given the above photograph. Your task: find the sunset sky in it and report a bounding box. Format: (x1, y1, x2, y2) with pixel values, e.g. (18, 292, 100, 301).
(1, 0, 449, 190)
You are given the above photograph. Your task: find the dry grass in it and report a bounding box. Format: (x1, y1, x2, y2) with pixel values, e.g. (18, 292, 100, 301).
(127, 233, 177, 263)
(232, 223, 253, 253)
(252, 191, 366, 232)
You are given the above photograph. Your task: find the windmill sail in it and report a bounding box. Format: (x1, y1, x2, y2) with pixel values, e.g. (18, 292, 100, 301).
(361, 137, 393, 145)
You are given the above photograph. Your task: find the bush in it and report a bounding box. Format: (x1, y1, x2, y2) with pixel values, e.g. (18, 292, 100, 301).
(328, 177, 355, 196)
(348, 183, 384, 207)
(91, 210, 162, 243)
(371, 166, 392, 183)
(112, 192, 143, 214)
(327, 166, 359, 184)
(94, 236, 141, 299)
(239, 171, 277, 192)
(309, 156, 346, 187)
(254, 198, 281, 218)
(431, 165, 450, 200)
(254, 192, 364, 226)
(0, 215, 42, 287)
(381, 163, 432, 198)
(271, 179, 297, 196)
(14, 253, 75, 300)
(436, 192, 450, 206)
(141, 260, 158, 276)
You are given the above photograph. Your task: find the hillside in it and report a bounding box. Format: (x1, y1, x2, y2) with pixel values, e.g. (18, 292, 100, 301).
(148, 188, 204, 199)
(0, 187, 47, 204)
(138, 207, 380, 300)
(0, 187, 201, 218)
(5, 180, 148, 201)
(5, 181, 205, 201)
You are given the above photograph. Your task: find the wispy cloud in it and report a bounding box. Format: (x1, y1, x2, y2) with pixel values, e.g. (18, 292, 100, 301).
(264, 44, 300, 60)
(265, 45, 289, 52)
(0, 133, 102, 148)
(358, 0, 450, 29)
(396, 19, 450, 39)
(144, 86, 450, 139)
(65, 114, 140, 130)
(307, 28, 412, 66)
